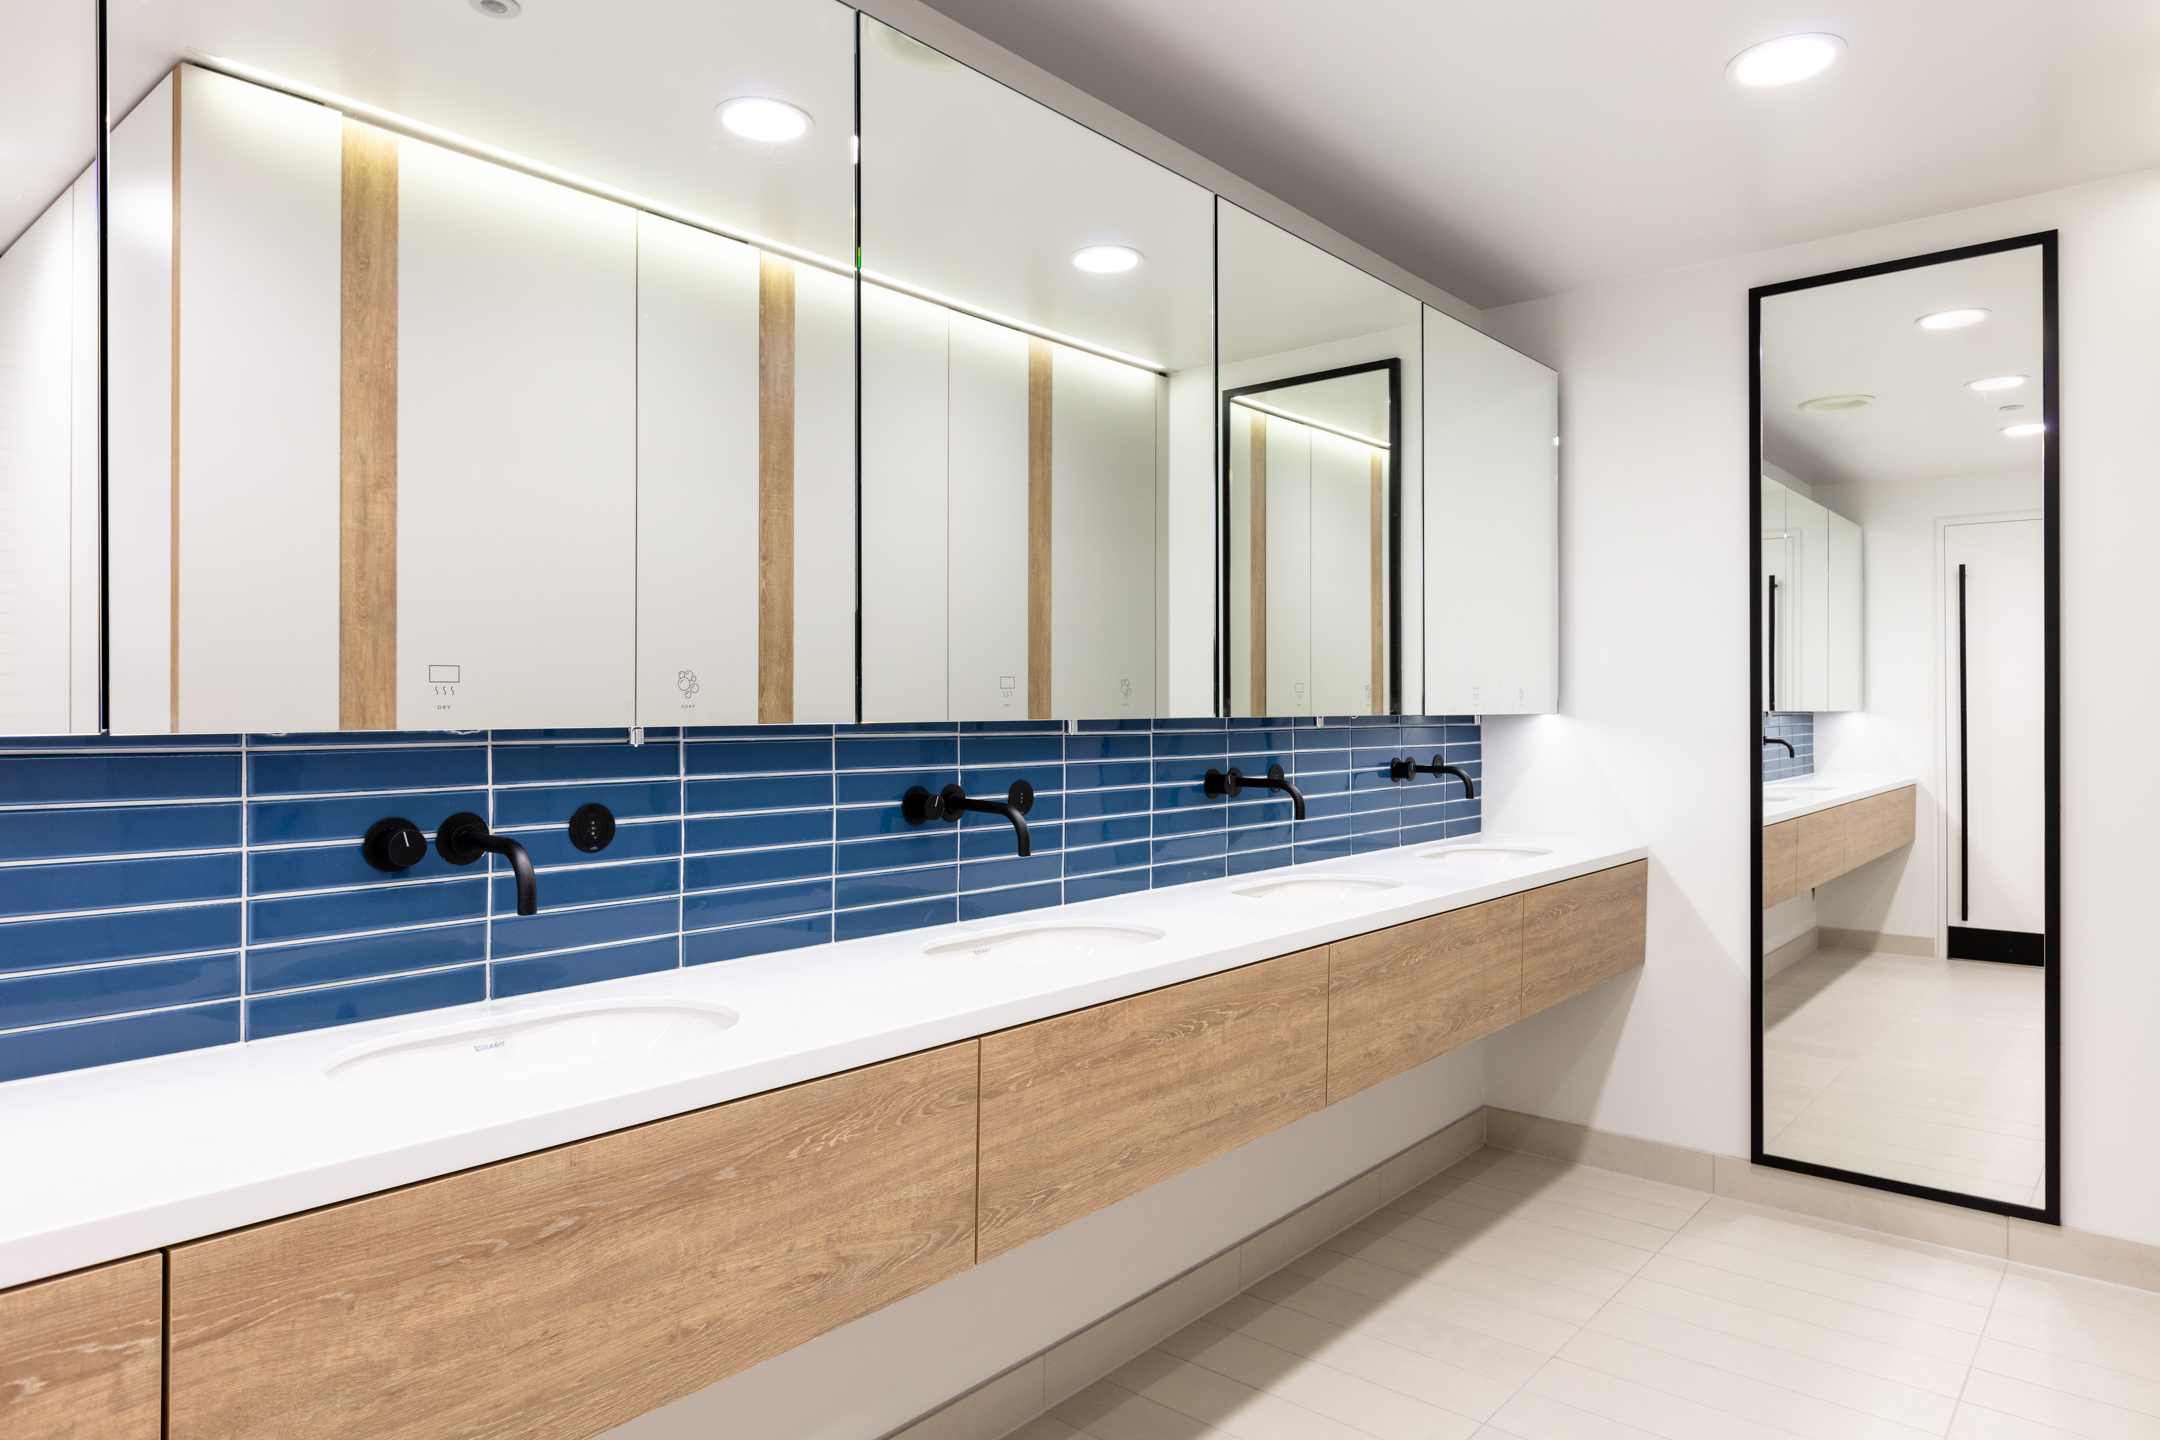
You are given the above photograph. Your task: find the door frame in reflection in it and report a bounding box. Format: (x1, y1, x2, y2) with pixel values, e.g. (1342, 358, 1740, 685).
(1747, 231, 2060, 1224)
(1218, 358, 1403, 718)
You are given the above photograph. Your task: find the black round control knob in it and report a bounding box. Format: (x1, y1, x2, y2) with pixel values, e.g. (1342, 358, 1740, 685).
(362, 817, 428, 873)
(568, 803, 616, 854)
(1007, 779, 1034, 814)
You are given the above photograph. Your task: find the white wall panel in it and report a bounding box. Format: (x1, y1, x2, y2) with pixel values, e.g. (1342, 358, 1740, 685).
(1262, 419, 1310, 716)
(859, 283, 948, 723)
(0, 187, 77, 733)
(396, 136, 637, 731)
(69, 175, 99, 730)
(1309, 432, 1377, 715)
(1050, 347, 1157, 720)
(791, 263, 857, 724)
(945, 313, 1028, 721)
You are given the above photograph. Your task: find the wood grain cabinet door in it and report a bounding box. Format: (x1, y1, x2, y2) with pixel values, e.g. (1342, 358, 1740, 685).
(977, 947, 1330, 1261)
(1521, 861, 1648, 1018)
(167, 1043, 980, 1440)
(0, 1254, 163, 1440)
(1843, 785, 1916, 870)
(1327, 896, 1522, 1104)
(1792, 807, 1846, 894)
(1763, 819, 1799, 908)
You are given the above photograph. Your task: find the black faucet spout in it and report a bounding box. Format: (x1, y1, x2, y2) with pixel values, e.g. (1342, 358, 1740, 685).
(1263, 764, 1306, 821)
(902, 780, 1036, 857)
(1762, 736, 1796, 757)
(435, 812, 539, 915)
(1391, 755, 1476, 799)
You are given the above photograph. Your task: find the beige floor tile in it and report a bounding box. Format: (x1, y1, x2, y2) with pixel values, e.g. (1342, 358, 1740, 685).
(1243, 1268, 1550, 1387)
(1681, 1202, 2005, 1305)
(1326, 1220, 1613, 1323)
(1354, 1206, 1636, 1302)
(1472, 1150, 1714, 1215)
(1949, 1400, 2119, 1439)
(1960, 1370, 2160, 1440)
(1156, 1316, 1483, 1438)
(1048, 1378, 1241, 1440)
(1658, 1231, 1994, 1333)
(1478, 1387, 1673, 1439)
(1632, 1252, 1982, 1364)
(1279, 1247, 1584, 1353)
(1005, 1416, 1088, 1440)
(1201, 1291, 1517, 1420)
(1985, 1308, 2160, 1385)
(1517, 1356, 1810, 1440)
(1975, 1338, 2160, 1419)
(1103, 1348, 1388, 1440)
(1417, 1174, 1680, 1252)
(1997, 1269, 2160, 1329)
(1444, 1160, 1703, 1232)
(1385, 1189, 1661, 1274)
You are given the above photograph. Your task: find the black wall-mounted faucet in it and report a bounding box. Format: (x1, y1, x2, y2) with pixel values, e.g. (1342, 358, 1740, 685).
(1762, 736, 1796, 757)
(1206, 765, 1304, 820)
(436, 811, 538, 916)
(902, 781, 1035, 856)
(1389, 755, 1476, 799)
(1260, 764, 1306, 820)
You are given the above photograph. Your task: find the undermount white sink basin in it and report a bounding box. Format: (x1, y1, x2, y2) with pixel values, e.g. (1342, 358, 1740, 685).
(1417, 844, 1553, 866)
(921, 922, 1163, 962)
(1230, 875, 1403, 903)
(325, 998, 739, 1091)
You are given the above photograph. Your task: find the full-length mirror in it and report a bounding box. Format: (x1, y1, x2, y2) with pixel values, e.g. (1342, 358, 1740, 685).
(1219, 200, 1419, 717)
(1752, 235, 2057, 1218)
(0, 0, 99, 734)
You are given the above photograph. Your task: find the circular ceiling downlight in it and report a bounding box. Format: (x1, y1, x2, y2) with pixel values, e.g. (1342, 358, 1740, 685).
(1072, 245, 1143, 273)
(1727, 34, 1845, 87)
(2002, 423, 2046, 437)
(717, 98, 813, 143)
(1917, 308, 1990, 330)
(1968, 374, 2027, 392)
(469, 0, 521, 15)
(1797, 394, 1874, 412)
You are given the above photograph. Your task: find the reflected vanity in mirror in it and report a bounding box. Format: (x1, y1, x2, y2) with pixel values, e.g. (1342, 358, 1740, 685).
(1751, 234, 2057, 1220)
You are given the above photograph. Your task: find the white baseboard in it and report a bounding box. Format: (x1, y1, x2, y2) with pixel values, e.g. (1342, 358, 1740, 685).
(1820, 926, 1938, 957)
(1763, 926, 1819, 978)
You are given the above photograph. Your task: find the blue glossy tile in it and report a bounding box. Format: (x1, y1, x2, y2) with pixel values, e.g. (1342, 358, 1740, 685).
(1061, 785, 1150, 821)
(0, 734, 237, 750)
(489, 898, 678, 960)
(1075, 718, 1150, 732)
(834, 896, 954, 941)
(1063, 839, 1153, 876)
(686, 773, 834, 815)
(248, 876, 486, 945)
(959, 735, 1063, 767)
(1353, 830, 1406, 853)
(834, 800, 941, 840)
(685, 737, 833, 776)
(960, 820, 1058, 860)
(836, 830, 955, 873)
(1293, 836, 1354, 865)
(492, 858, 679, 911)
(0, 1002, 239, 1083)
(1151, 730, 1228, 759)
(684, 844, 830, 892)
(488, 728, 643, 743)
(684, 809, 832, 853)
(1152, 717, 1226, 732)
(1151, 832, 1225, 866)
(1230, 846, 1293, 876)
(959, 851, 1061, 892)
(835, 721, 957, 737)
(1063, 814, 1151, 849)
(0, 904, 241, 974)
(836, 735, 956, 770)
(249, 841, 465, 895)
(959, 767, 1063, 803)
(958, 719, 1064, 734)
(249, 923, 487, 992)
(490, 741, 679, 786)
(1290, 814, 1352, 844)
(1228, 820, 1293, 855)
(247, 967, 485, 1040)
(682, 878, 831, 929)
(0, 750, 240, 805)
(493, 780, 680, 828)
(1153, 857, 1226, 887)
(0, 852, 241, 919)
(247, 730, 470, 747)
(1227, 729, 1296, 756)
(0, 803, 241, 861)
(0, 954, 239, 1028)
(495, 819, 680, 870)
(249, 791, 488, 846)
(834, 768, 957, 808)
(960, 881, 1062, 922)
(1153, 805, 1225, 838)
(1352, 785, 1404, 813)
(1064, 760, 1151, 790)
(248, 745, 484, 797)
(1064, 732, 1150, 760)
(1399, 820, 1451, 848)
(493, 936, 679, 999)
(1292, 728, 1353, 752)
(684, 913, 830, 965)
(1226, 796, 1296, 831)
(1064, 868, 1149, 904)
(687, 723, 833, 739)
(835, 866, 955, 910)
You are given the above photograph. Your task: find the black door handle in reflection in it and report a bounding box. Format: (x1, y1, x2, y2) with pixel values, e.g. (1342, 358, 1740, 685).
(900, 780, 1036, 857)
(1262, 764, 1305, 820)
(435, 811, 539, 916)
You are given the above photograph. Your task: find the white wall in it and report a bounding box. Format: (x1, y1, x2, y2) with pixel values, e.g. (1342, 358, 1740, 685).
(1480, 165, 2160, 1249)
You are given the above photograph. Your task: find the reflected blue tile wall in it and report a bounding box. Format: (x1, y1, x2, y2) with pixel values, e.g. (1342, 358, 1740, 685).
(1762, 712, 1815, 782)
(0, 716, 1479, 1082)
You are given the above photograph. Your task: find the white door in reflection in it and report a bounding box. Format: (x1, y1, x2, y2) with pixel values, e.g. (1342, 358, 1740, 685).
(1944, 517, 2045, 939)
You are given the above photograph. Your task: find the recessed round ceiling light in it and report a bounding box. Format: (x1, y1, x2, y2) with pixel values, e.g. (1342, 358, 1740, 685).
(1917, 308, 1990, 330)
(1797, 394, 1874, 412)
(1072, 245, 1142, 274)
(717, 97, 813, 143)
(469, 0, 520, 15)
(1727, 33, 1845, 87)
(1968, 374, 2027, 392)
(2002, 422, 2046, 437)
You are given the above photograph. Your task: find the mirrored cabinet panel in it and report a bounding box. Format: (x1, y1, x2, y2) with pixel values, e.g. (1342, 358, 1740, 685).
(858, 16, 1213, 723)
(0, 0, 99, 734)
(1219, 200, 1419, 717)
(1759, 473, 1861, 712)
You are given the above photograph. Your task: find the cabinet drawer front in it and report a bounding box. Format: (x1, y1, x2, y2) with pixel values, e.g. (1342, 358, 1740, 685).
(0, 1254, 163, 1440)
(1844, 785, 1916, 870)
(1793, 807, 1845, 893)
(1521, 861, 1648, 1017)
(1328, 895, 1522, 1104)
(977, 948, 1329, 1261)
(168, 1043, 980, 1440)
(1763, 820, 1800, 908)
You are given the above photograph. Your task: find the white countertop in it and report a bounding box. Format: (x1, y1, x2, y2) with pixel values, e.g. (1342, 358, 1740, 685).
(1763, 773, 1916, 825)
(0, 832, 1644, 1290)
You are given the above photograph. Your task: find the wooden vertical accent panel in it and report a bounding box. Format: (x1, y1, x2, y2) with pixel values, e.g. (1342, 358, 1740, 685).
(1027, 338, 1053, 718)
(0, 1253, 163, 1439)
(1328, 895, 1521, 1104)
(1249, 411, 1267, 716)
(166, 1043, 980, 1440)
(170, 68, 182, 732)
(758, 252, 796, 723)
(1520, 860, 1648, 1017)
(1369, 449, 1384, 713)
(1763, 818, 1799, 909)
(977, 948, 1329, 1261)
(1843, 785, 1916, 870)
(1793, 807, 1845, 893)
(339, 120, 399, 729)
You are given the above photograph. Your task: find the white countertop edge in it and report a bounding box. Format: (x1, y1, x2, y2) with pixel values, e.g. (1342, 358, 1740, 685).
(0, 833, 1645, 1289)
(1761, 773, 1916, 825)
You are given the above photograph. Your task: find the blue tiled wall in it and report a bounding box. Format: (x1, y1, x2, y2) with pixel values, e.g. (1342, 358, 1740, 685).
(1761, 711, 1815, 782)
(0, 715, 1480, 1083)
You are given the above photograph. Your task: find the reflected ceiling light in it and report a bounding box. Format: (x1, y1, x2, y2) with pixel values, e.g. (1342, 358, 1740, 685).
(1071, 245, 1143, 273)
(1917, 308, 1990, 330)
(469, 0, 521, 14)
(717, 97, 812, 143)
(1727, 33, 1844, 86)
(1797, 393, 1873, 412)
(2002, 422, 2046, 437)
(1968, 374, 2026, 392)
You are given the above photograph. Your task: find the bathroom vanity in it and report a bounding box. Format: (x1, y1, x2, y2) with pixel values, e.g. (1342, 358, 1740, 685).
(1, 842, 1644, 1440)
(1760, 775, 1916, 908)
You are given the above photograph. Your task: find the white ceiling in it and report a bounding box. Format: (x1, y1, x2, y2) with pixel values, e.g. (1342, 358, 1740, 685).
(917, 0, 2160, 309)
(1760, 245, 2044, 486)
(0, 1, 95, 252)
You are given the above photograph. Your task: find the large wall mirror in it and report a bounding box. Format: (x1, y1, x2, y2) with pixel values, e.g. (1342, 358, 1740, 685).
(1750, 234, 2058, 1220)
(0, 0, 100, 735)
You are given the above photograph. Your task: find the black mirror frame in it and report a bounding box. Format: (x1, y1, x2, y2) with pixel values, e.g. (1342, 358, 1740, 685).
(1747, 230, 2061, 1224)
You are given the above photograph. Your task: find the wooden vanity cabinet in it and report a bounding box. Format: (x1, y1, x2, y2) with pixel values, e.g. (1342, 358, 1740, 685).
(1328, 895, 1522, 1104)
(976, 947, 1330, 1261)
(165, 1043, 980, 1440)
(0, 1253, 163, 1440)
(1844, 787, 1917, 869)
(1762, 785, 1916, 908)
(1521, 860, 1650, 1019)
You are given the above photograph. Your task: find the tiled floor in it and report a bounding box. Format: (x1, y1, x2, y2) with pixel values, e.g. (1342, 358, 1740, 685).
(1006, 1147, 2159, 1440)
(1763, 948, 2046, 1206)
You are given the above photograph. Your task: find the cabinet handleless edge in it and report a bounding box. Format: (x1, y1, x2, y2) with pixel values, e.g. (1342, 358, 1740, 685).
(1328, 894, 1522, 1104)
(165, 1040, 980, 1440)
(0, 1252, 163, 1440)
(1520, 859, 1649, 1018)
